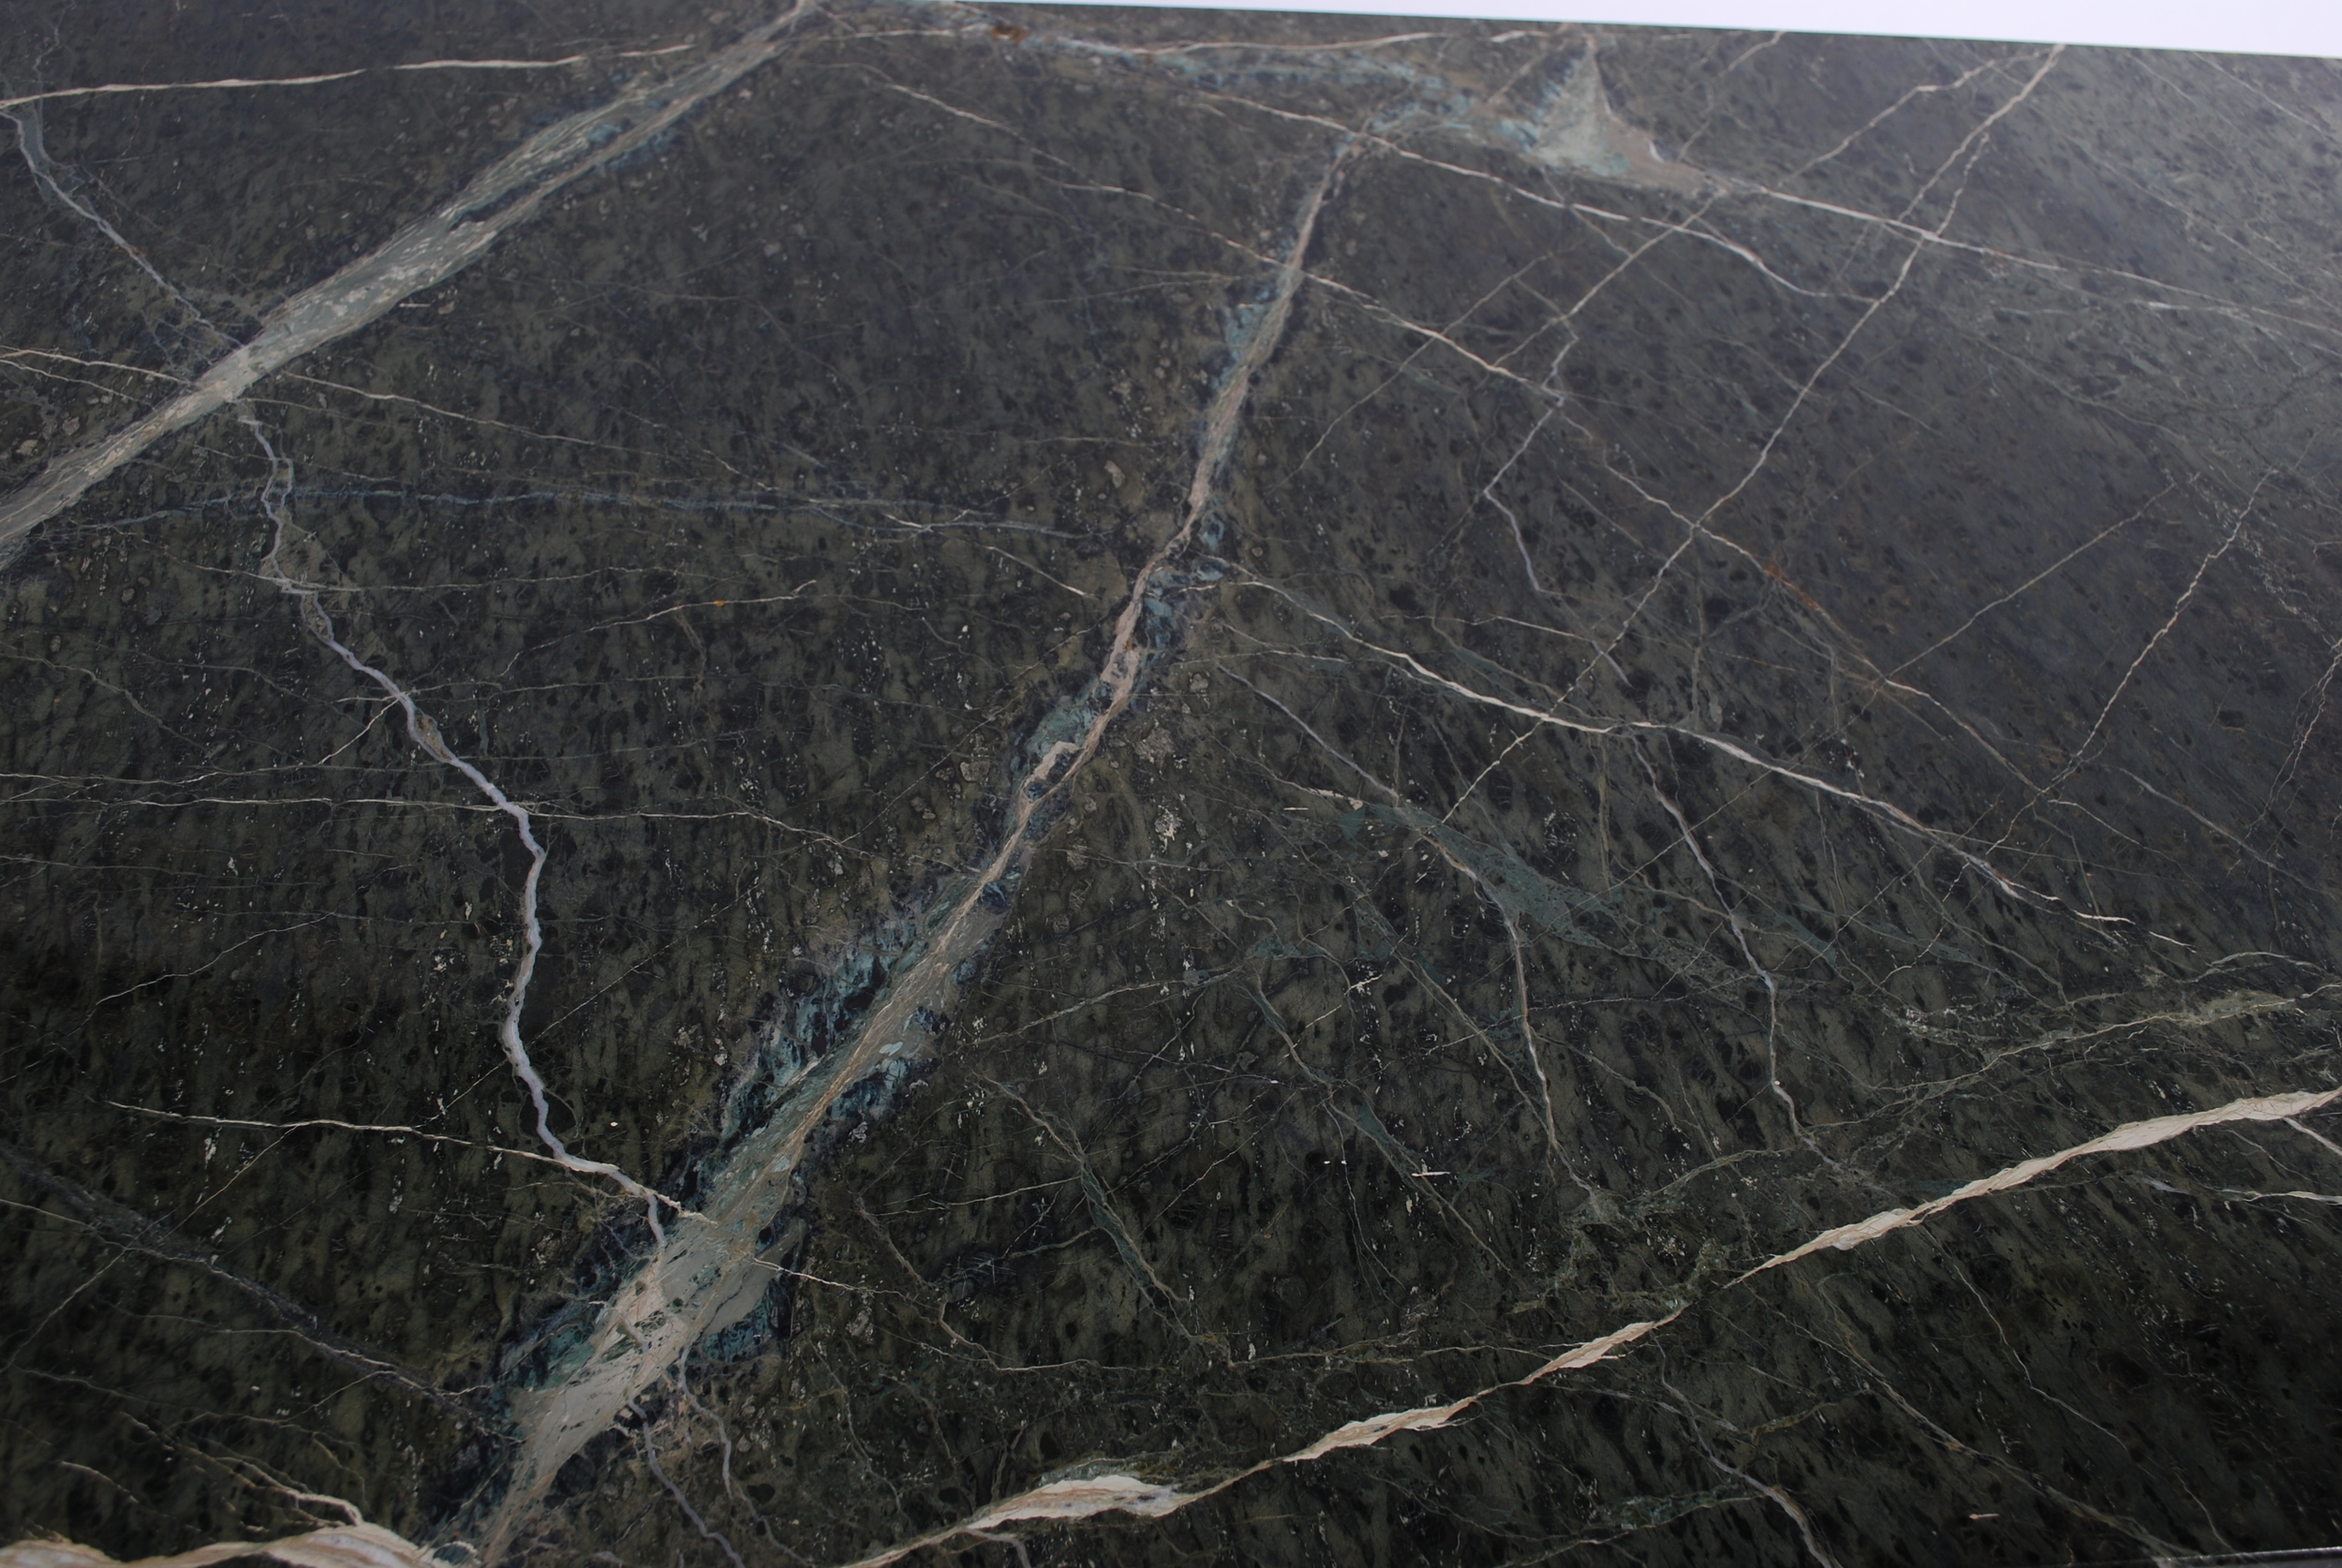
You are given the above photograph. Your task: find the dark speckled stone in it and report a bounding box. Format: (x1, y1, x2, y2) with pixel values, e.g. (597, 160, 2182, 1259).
(4, 6, 2341, 1565)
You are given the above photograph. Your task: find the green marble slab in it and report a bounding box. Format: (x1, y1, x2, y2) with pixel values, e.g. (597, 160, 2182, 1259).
(3, 5, 2339, 1564)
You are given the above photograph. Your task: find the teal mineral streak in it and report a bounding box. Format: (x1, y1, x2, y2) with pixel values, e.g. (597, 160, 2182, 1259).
(460, 121, 1364, 1560)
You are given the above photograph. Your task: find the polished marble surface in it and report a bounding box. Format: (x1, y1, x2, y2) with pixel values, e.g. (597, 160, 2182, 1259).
(3, 5, 2341, 1564)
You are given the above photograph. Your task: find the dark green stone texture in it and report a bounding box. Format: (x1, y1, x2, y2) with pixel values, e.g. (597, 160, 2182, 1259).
(3, 4, 2340, 1565)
